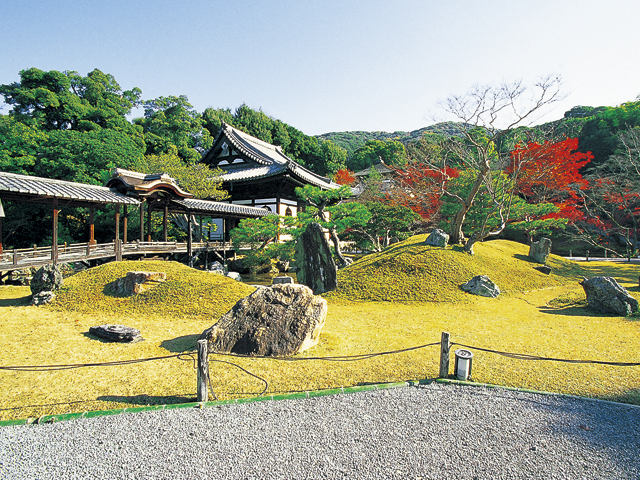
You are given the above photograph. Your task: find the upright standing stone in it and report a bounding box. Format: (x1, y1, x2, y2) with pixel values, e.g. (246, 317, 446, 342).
(529, 238, 552, 264)
(30, 264, 63, 295)
(295, 222, 337, 294)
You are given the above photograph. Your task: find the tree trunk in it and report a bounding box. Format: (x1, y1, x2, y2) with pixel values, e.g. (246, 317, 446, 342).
(329, 228, 349, 268)
(448, 159, 490, 245)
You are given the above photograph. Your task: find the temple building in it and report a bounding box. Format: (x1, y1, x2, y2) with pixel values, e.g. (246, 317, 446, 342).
(201, 123, 339, 229)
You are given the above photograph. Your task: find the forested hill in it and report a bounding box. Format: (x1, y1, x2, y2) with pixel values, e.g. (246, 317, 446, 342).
(316, 121, 465, 157)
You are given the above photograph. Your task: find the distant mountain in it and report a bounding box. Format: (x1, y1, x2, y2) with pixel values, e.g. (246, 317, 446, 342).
(316, 122, 466, 156)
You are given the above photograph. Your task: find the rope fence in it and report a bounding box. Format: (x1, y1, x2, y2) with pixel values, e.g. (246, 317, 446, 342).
(1, 332, 639, 405)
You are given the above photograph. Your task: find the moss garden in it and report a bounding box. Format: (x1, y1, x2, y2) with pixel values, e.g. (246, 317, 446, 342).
(0, 235, 638, 421)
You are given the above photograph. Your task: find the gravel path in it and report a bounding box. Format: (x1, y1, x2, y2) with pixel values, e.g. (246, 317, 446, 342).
(1, 382, 639, 480)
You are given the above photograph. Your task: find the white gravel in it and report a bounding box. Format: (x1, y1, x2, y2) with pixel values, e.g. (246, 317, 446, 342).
(1, 382, 639, 480)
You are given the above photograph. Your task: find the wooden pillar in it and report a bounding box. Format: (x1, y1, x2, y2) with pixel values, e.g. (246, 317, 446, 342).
(123, 205, 128, 244)
(89, 207, 95, 245)
(439, 331, 451, 378)
(52, 198, 59, 264)
(139, 199, 145, 242)
(114, 204, 120, 245)
(147, 201, 152, 242)
(0, 217, 3, 256)
(187, 214, 193, 262)
(197, 339, 209, 402)
(162, 204, 168, 242)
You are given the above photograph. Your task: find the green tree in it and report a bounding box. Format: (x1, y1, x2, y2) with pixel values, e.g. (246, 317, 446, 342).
(348, 139, 407, 172)
(133, 151, 228, 200)
(134, 95, 213, 163)
(0, 68, 141, 132)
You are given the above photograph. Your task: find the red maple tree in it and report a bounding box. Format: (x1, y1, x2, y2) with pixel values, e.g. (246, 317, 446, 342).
(333, 168, 356, 186)
(507, 138, 593, 221)
(385, 164, 460, 220)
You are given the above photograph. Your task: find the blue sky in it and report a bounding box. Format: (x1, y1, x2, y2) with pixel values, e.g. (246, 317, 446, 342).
(1, 0, 639, 135)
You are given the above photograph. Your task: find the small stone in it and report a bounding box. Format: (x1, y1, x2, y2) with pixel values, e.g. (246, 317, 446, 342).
(89, 324, 144, 343)
(209, 261, 227, 275)
(272, 275, 294, 285)
(424, 228, 449, 248)
(534, 266, 552, 275)
(30, 291, 56, 306)
(226, 272, 242, 282)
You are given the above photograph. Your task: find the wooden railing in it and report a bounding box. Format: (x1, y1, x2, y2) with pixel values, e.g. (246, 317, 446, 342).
(0, 240, 228, 271)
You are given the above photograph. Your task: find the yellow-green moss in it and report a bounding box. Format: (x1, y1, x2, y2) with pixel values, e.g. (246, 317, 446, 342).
(51, 260, 256, 321)
(326, 236, 587, 302)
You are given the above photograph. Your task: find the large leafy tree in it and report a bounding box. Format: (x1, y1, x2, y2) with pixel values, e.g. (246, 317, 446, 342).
(428, 77, 563, 253)
(135, 95, 213, 163)
(0, 68, 141, 132)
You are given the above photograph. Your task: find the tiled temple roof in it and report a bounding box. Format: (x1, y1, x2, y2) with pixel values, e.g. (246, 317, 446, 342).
(0, 171, 140, 205)
(170, 198, 274, 218)
(211, 124, 340, 190)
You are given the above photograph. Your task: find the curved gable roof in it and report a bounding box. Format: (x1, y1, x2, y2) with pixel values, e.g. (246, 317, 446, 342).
(206, 123, 339, 190)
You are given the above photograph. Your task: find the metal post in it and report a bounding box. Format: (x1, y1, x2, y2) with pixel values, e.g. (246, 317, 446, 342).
(439, 331, 451, 378)
(197, 339, 209, 402)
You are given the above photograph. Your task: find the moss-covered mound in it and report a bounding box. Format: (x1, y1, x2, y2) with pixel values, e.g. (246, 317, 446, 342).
(326, 236, 586, 302)
(51, 260, 256, 320)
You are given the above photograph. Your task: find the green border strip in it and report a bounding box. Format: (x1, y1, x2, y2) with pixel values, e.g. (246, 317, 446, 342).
(435, 378, 640, 409)
(0, 380, 429, 427)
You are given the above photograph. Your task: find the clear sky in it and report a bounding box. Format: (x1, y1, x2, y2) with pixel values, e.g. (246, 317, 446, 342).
(1, 0, 639, 136)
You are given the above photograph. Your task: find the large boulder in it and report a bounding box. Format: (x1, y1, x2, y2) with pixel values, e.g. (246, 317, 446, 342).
(295, 222, 337, 294)
(112, 271, 166, 296)
(580, 276, 639, 316)
(30, 264, 63, 295)
(461, 275, 500, 298)
(200, 284, 327, 356)
(529, 238, 552, 264)
(424, 228, 449, 248)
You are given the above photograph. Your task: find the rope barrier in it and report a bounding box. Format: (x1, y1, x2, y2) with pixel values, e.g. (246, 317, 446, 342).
(452, 342, 640, 367)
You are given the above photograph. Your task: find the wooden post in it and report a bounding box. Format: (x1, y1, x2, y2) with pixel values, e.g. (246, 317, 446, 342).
(187, 214, 193, 266)
(139, 199, 145, 242)
(162, 204, 168, 242)
(439, 331, 451, 378)
(147, 201, 152, 242)
(89, 207, 95, 245)
(197, 339, 209, 402)
(52, 198, 59, 264)
(115, 239, 122, 262)
(115, 204, 120, 245)
(123, 205, 128, 244)
(0, 216, 3, 256)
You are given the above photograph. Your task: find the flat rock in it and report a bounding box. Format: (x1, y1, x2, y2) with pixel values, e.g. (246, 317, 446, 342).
(89, 324, 144, 343)
(200, 283, 327, 356)
(580, 276, 639, 316)
(534, 266, 552, 275)
(272, 275, 294, 284)
(461, 275, 500, 298)
(113, 271, 166, 296)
